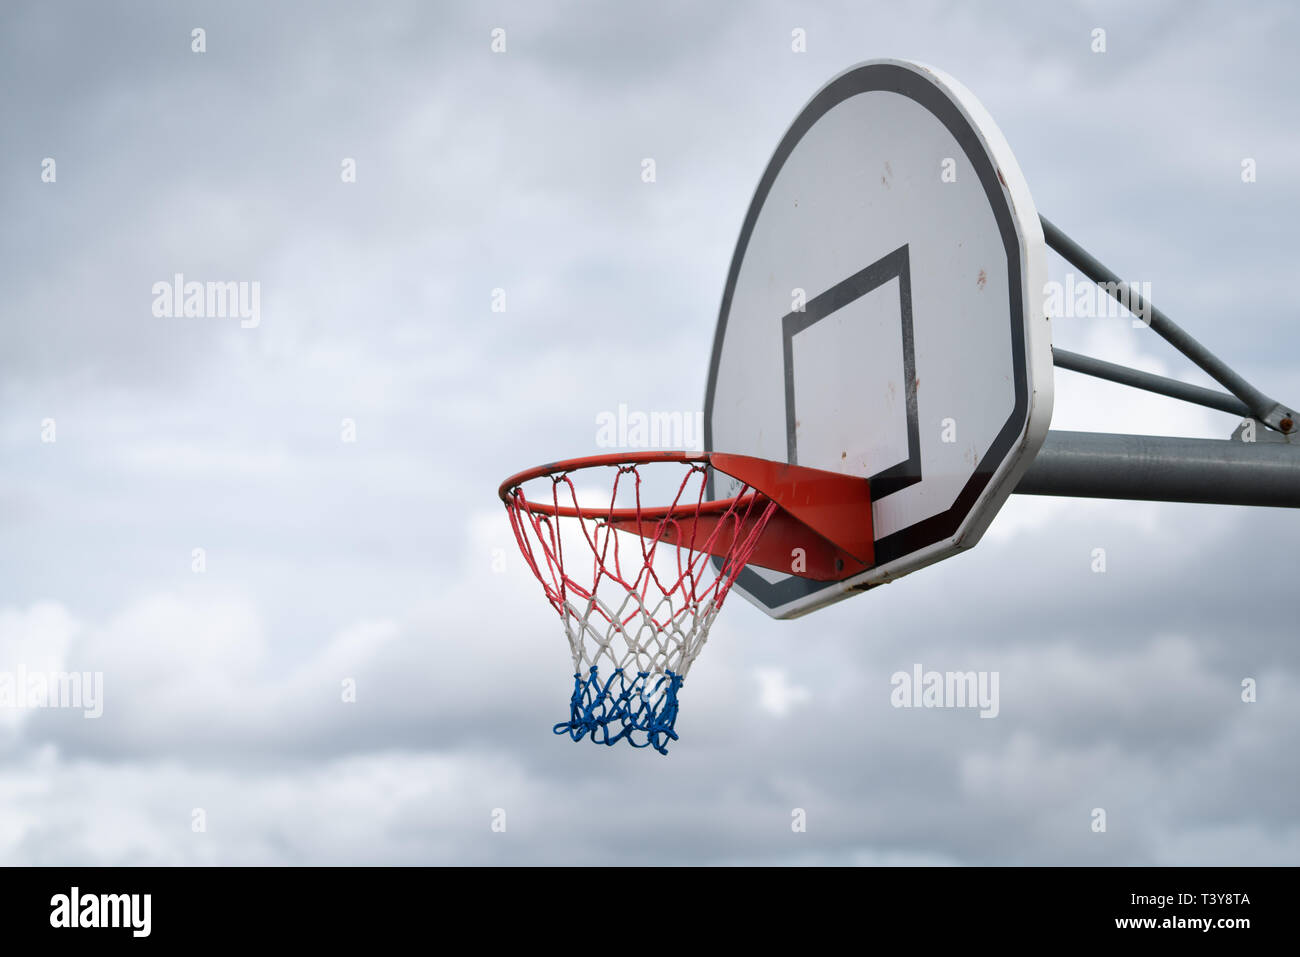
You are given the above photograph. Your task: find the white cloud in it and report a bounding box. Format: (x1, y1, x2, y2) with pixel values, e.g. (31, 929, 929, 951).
(755, 667, 812, 718)
(0, 604, 79, 736)
(1, 0, 1297, 866)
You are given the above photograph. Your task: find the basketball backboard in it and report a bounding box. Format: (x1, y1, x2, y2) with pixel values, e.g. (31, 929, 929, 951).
(704, 59, 1054, 618)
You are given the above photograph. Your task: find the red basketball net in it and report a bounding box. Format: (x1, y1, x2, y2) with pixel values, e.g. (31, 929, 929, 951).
(502, 455, 777, 754)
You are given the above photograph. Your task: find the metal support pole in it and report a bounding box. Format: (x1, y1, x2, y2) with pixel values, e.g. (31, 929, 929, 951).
(1052, 348, 1250, 417)
(1016, 430, 1300, 507)
(1040, 217, 1296, 434)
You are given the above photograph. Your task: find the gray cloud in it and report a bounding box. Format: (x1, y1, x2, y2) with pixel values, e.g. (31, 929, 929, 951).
(1, 0, 1297, 865)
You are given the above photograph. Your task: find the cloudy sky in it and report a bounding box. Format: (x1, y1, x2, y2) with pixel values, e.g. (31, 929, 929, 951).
(1, 0, 1298, 865)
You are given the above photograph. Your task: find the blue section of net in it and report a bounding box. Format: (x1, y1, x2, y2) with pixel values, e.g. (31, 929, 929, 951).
(552, 667, 684, 755)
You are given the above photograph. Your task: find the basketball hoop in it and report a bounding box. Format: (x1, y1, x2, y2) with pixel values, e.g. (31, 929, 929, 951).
(500, 451, 876, 754)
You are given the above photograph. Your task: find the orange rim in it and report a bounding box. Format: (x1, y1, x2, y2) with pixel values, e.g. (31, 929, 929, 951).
(498, 451, 761, 521)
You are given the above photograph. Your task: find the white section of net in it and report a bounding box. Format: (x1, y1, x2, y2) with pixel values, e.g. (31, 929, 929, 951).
(559, 590, 722, 680)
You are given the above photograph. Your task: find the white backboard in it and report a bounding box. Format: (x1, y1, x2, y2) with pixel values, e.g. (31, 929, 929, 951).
(704, 59, 1053, 618)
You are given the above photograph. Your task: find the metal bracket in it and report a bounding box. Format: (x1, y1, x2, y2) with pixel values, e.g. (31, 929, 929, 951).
(607, 454, 876, 581)
(1016, 431, 1300, 507)
(1041, 217, 1296, 434)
